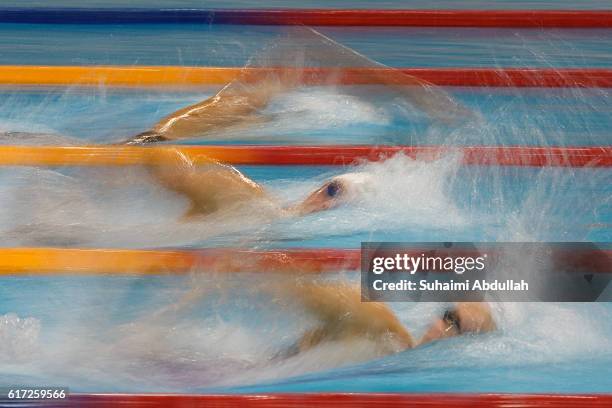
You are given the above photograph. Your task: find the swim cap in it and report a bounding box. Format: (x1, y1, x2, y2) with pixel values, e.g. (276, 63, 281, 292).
(331, 172, 375, 200)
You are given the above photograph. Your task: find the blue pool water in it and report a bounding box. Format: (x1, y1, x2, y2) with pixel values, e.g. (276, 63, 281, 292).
(0, 2, 611, 395)
(2, 276, 611, 393)
(1, 25, 611, 68)
(1, 87, 610, 146)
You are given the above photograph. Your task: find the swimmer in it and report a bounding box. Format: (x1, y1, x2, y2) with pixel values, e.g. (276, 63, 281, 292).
(146, 148, 374, 218)
(273, 279, 496, 358)
(121, 28, 470, 144)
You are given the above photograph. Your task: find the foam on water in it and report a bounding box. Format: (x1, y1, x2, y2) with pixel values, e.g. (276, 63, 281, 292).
(4, 277, 610, 392)
(0, 313, 41, 364)
(271, 87, 392, 124)
(264, 153, 467, 245)
(254, 87, 396, 142)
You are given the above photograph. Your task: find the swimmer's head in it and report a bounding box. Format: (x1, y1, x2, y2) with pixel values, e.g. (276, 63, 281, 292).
(290, 172, 375, 215)
(419, 303, 497, 345)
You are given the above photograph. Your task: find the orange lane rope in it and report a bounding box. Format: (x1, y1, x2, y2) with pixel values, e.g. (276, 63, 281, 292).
(0, 248, 361, 275)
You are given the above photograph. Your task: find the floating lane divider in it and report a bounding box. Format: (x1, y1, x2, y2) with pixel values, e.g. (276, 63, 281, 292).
(2, 66, 612, 88)
(1, 8, 612, 27)
(0, 247, 609, 275)
(57, 393, 612, 408)
(0, 248, 361, 275)
(0, 145, 610, 168)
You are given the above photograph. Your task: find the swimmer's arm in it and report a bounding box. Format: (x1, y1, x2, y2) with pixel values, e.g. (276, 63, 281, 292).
(125, 67, 303, 143)
(283, 281, 415, 349)
(145, 148, 266, 218)
(148, 234, 414, 349)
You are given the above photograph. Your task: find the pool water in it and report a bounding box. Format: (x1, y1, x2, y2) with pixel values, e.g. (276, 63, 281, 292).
(1, 86, 610, 146)
(0, 1, 611, 394)
(2, 278, 611, 393)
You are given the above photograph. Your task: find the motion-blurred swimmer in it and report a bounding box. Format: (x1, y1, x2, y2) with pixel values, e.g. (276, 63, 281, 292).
(122, 28, 469, 144)
(147, 149, 375, 218)
(274, 279, 496, 357)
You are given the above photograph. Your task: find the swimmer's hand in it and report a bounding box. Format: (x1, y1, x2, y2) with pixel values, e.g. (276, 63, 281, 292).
(121, 131, 169, 145)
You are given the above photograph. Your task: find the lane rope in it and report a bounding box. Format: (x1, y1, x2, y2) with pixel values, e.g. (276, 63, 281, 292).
(1, 66, 612, 88)
(60, 393, 612, 408)
(0, 145, 609, 168)
(0, 248, 358, 275)
(0, 247, 608, 275)
(1, 8, 612, 27)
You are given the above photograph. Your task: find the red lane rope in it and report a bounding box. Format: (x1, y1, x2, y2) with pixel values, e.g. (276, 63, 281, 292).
(64, 393, 612, 407)
(247, 145, 612, 167)
(397, 68, 612, 88)
(2, 8, 612, 27)
(302, 68, 612, 88)
(223, 9, 612, 28)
